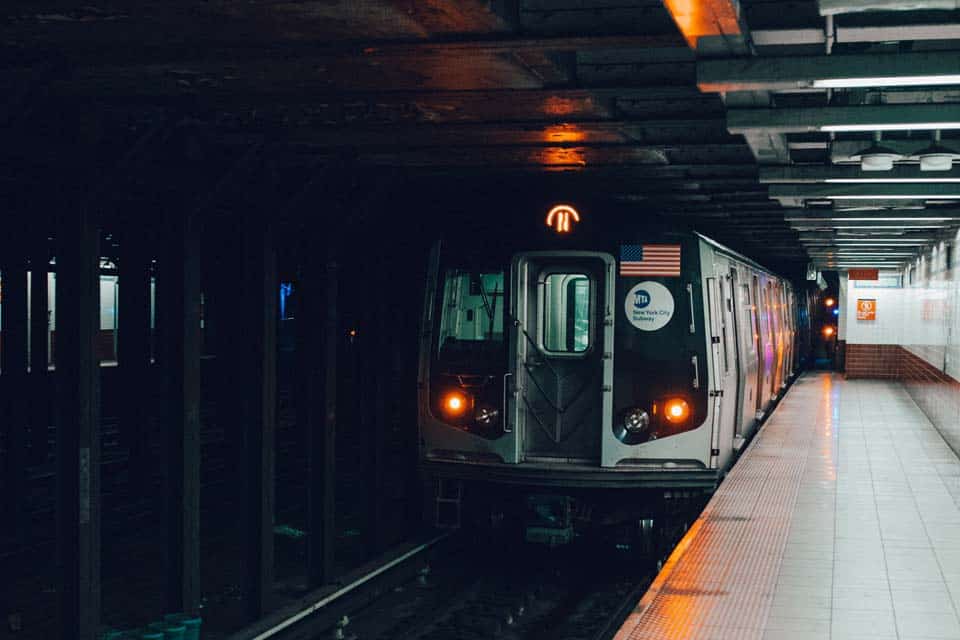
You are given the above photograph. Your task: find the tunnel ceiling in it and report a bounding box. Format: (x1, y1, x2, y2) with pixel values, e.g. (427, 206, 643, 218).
(6, 1, 960, 277)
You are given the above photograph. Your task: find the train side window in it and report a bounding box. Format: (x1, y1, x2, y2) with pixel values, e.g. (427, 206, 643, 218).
(740, 284, 754, 347)
(542, 273, 590, 354)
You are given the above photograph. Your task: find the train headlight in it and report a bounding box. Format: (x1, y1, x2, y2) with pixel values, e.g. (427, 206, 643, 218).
(441, 391, 470, 418)
(664, 398, 690, 424)
(474, 404, 500, 426)
(623, 408, 651, 434)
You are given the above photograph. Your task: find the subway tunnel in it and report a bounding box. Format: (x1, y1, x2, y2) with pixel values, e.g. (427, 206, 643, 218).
(3, 1, 960, 639)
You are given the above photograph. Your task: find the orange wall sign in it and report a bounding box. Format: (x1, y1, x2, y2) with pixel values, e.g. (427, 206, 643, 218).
(848, 268, 879, 281)
(856, 298, 876, 321)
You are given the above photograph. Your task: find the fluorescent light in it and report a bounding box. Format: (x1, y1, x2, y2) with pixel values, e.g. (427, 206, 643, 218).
(787, 217, 953, 221)
(824, 238, 933, 242)
(826, 194, 960, 199)
(813, 75, 960, 89)
(825, 225, 947, 229)
(824, 178, 960, 183)
(821, 123, 960, 132)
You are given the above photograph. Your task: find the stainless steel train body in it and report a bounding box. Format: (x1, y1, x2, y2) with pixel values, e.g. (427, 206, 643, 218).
(418, 231, 798, 491)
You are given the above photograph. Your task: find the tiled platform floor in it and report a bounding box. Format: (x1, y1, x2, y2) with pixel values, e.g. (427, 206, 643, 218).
(615, 373, 960, 640)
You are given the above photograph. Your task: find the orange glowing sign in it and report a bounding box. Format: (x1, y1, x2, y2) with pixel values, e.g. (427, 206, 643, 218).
(848, 268, 879, 281)
(856, 299, 876, 321)
(546, 204, 580, 233)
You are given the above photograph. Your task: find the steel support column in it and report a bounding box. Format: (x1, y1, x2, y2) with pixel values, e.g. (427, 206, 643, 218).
(118, 226, 153, 495)
(55, 211, 101, 640)
(2, 239, 29, 540)
(29, 237, 50, 464)
(365, 251, 389, 557)
(158, 211, 201, 613)
(240, 211, 277, 617)
(302, 235, 338, 587)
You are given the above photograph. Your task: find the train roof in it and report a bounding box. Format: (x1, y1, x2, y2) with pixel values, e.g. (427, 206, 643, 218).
(693, 231, 792, 285)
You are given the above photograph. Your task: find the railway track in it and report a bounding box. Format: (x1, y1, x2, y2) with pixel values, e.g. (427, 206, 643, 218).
(232, 495, 705, 640)
(323, 512, 700, 640)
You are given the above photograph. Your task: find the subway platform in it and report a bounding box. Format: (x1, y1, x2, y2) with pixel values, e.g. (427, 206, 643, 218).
(615, 372, 960, 640)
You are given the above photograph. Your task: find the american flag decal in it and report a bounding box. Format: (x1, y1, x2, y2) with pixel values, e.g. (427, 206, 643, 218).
(620, 244, 682, 277)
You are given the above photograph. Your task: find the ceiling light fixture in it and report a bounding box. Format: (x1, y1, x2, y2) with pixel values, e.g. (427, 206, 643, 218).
(854, 131, 901, 171)
(814, 225, 948, 229)
(821, 122, 960, 132)
(824, 178, 960, 183)
(822, 239, 931, 244)
(826, 194, 960, 199)
(787, 217, 954, 221)
(911, 130, 960, 172)
(813, 75, 960, 89)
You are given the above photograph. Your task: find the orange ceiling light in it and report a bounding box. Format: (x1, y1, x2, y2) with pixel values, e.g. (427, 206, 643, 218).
(662, 0, 742, 49)
(543, 95, 580, 117)
(543, 124, 586, 144)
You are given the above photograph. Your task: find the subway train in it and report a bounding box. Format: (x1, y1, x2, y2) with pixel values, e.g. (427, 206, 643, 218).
(417, 212, 811, 537)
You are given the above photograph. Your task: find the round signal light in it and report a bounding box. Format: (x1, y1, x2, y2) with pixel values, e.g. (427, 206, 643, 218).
(822, 326, 835, 338)
(825, 297, 836, 308)
(664, 398, 690, 424)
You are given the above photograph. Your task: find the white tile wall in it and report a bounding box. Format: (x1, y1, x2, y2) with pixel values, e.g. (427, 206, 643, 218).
(841, 231, 960, 381)
(842, 275, 906, 345)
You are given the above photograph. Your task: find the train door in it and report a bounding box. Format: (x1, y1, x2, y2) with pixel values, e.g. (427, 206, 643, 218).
(751, 274, 767, 416)
(781, 286, 793, 382)
(509, 252, 614, 463)
(730, 268, 756, 442)
(786, 288, 796, 377)
(706, 265, 737, 467)
(769, 282, 782, 397)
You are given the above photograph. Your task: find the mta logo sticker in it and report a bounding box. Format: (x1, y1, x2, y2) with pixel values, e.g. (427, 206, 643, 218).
(625, 281, 674, 332)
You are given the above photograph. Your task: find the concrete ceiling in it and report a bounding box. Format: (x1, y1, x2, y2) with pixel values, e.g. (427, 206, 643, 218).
(5, 0, 960, 275)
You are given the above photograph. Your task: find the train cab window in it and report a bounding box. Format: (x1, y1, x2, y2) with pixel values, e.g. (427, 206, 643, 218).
(542, 273, 591, 354)
(437, 270, 505, 356)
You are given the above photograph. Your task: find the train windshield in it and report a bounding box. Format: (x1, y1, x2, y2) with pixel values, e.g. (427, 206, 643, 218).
(437, 269, 505, 363)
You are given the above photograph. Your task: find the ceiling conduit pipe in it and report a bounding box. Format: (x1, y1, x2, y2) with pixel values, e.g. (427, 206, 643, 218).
(825, 14, 835, 55)
(824, 15, 834, 104)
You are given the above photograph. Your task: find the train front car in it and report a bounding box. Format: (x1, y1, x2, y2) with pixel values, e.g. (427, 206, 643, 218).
(418, 230, 794, 538)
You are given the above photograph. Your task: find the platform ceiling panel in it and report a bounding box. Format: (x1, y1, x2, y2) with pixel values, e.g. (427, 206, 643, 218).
(6, 0, 960, 274)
